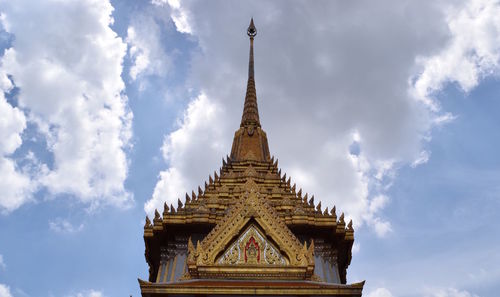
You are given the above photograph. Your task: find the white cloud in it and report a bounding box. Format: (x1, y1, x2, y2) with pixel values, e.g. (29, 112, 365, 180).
(126, 13, 172, 81)
(0, 86, 32, 214)
(0, 0, 133, 212)
(153, 0, 192, 34)
(366, 288, 394, 297)
(49, 218, 84, 234)
(146, 0, 500, 236)
(425, 287, 479, 297)
(411, 150, 431, 168)
(145, 93, 225, 214)
(412, 0, 500, 110)
(0, 284, 12, 297)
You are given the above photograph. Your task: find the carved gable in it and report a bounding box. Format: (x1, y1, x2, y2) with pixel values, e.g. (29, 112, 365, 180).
(217, 223, 287, 266)
(186, 178, 315, 280)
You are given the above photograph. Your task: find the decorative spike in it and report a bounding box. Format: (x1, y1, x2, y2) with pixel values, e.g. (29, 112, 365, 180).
(170, 204, 175, 213)
(214, 171, 218, 181)
(283, 173, 286, 181)
(198, 186, 203, 197)
(209, 175, 214, 185)
(316, 201, 322, 213)
(177, 198, 183, 210)
(163, 202, 169, 214)
(196, 240, 202, 255)
(204, 181, 208, 191)
(339, 212, 345, 224)
(270, 156, 274, 164)
(219, 167, 223, 177)
(324, 207, 329, 215)
(309, 195, 315, 206)
(154, 209, 161, 220)
(287, 177, 291, 186)
(278, 169, 281, 177)
(144, 216, 152, 228)
(308, 239, 315, 256)
(222, 158, 227, 167)
(188, 237, 195, 254)
(296, 187, 301, 197)
(303, 193, 308, 204)
(192, 190, 197, 201)
(275, 159, 278, 168)
(331, 205, 336, 216)
(347, 220, 354, 231)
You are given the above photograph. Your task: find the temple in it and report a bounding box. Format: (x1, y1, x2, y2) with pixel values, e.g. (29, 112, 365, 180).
(139, 19, 364, 297)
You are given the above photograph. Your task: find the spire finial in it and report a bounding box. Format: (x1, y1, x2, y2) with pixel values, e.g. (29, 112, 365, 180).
(247, 18, 257, 38)
(241, 18, 260, 127)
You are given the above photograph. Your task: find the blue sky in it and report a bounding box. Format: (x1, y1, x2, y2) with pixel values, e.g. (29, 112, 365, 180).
(0, 1, 499, 297)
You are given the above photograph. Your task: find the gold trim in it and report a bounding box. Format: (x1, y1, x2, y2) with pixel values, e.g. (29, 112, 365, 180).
(162, 260, 170, 283)
(170, 255, 178, 283)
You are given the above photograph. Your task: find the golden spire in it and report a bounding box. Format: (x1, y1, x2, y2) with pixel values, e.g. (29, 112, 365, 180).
(241, 18, 260, 128)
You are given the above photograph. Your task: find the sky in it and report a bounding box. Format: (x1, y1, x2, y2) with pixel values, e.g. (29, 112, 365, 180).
(0, 0, 499, 297)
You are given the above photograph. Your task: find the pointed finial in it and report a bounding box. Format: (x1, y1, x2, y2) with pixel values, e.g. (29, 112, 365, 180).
(178, 198, 183, 210)
(163, 202, 169, 214)
(347, 220, 354, 231)
(185, 193, 191, 203)
(241, 18, 260, 128)
(144, 216, 152, 228)
(192, 190, 197, 201)
(324, 207, 329, 215)
(170, 204, 175, 213)
(247, 18, 257, 38)
(339, 212, 345, 224)
(154, 209, 161, 220)
(316, 201, 322, 213)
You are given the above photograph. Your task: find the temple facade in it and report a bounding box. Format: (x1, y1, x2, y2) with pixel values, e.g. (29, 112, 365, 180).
(139, 19, 364, 297)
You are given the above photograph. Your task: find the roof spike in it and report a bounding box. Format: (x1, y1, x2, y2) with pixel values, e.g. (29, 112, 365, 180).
(309, 195, 315, 207)
(287, 177, 291, 187)
(192, 190, 197, 201)
(316, 201, 322, 213)
(177, 198, 183, 210)
(198, 186, 203, 197)
(170, 204, 175, 213)
(274, 159, 278, 168)
(154, 209, 161, 221)
(185, 193, 191, 203)
(209, 175, 214, 185)
(308, 239, 315, 257)
(240, 18, 260, 127)
(219, 167, 223, 177)
(214, 171, 218, 181)
(278, 169, 281, 177)
(204, 181, 208, 191)
(222, 158, 227, 167)
(282, 173, 286, 182)
(303, 193, 308, 204)
(339, 212, 345, 224)
(144, 216, 152, 228)
(163, 202, 169, 214)
(324, 207, 329, 216)
(296, 187, 301, 198)
(270, 156, 274, 164)
(331, 205, 336, 216)
(347, 220, 354, 231)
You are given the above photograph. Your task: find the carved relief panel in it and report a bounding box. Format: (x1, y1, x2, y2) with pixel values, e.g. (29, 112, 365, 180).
(217, 224, 287, 266)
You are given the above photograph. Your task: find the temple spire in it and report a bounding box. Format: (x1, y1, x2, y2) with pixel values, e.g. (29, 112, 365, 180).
(241, 18, 260, 128)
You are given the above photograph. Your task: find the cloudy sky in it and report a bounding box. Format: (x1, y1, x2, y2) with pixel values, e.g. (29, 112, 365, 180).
(0, 0, 499, 296)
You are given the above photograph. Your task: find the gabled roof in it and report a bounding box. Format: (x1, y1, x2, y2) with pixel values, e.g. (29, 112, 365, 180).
(185, 178, 315, 280)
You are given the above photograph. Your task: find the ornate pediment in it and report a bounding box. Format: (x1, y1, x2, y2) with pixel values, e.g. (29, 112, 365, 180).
(186, 178, 315, 280)
(217, 224, 287, 266)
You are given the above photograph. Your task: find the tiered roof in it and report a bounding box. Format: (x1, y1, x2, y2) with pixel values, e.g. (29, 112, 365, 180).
(141, 18, 361, 295)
